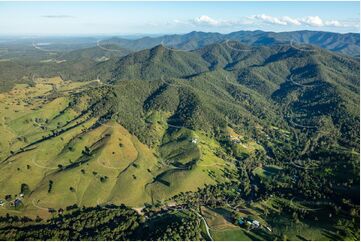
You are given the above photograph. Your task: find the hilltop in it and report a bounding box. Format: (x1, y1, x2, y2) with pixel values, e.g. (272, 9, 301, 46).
(0, 39, 359, 240)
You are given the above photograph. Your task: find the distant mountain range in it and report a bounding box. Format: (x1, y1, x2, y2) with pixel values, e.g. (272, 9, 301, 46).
(0, 29, 359, 92)
(100, 30, 360, 57)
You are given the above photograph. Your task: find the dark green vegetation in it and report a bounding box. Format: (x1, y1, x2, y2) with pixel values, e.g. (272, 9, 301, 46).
(135, 209, 204, 240)
(0, 205, 140, 240)
(0, 204, 206, 240)
(95, 42, 360, 154)
(0, 30, 359, 240)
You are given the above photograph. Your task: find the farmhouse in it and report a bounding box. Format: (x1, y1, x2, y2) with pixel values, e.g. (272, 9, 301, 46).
(238, 217, 261, 230)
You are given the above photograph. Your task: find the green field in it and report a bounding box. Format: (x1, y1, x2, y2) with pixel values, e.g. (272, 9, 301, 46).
(212, 228, 258, 241)
(0, 77, 236, 218)
(201, 206, 273, 241)
(253, 165, 283, 179)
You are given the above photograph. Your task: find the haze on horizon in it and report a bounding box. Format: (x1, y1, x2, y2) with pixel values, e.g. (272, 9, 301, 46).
(0, 1, 359, 36)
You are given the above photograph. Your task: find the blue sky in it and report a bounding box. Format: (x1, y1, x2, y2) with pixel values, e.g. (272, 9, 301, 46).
(0, 1, 359, 35)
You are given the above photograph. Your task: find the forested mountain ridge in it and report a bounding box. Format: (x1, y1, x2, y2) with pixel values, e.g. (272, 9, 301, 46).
(0, 29, 358, 93)
(87, 41, 359, 159)
(101, 30, 360, 57)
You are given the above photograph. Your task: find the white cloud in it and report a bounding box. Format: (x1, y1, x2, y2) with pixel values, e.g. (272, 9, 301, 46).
(299, 16, 346, 27)
(193, 15, 220, 26)
(252, 14, 289, 26)
(42, 15, 74, 18)
(175, 15, 356, 30)
(190, 15, 254, 27)
(253, 14, 347, 28)
(282, 16, 301, 26)
(300, 16, 324, 27)
(325, 20, 342, 27)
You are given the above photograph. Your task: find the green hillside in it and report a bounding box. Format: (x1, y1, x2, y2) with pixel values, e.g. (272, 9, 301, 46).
(0, 39, 359, 240)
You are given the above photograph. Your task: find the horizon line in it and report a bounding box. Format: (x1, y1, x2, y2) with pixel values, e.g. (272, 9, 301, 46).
(0, 29, 359, 38)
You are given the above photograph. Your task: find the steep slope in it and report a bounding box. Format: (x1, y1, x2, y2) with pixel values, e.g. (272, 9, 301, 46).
(90, 42, 359, 150)
(110, 45, 210, 81)
(96, 42, 360, 215)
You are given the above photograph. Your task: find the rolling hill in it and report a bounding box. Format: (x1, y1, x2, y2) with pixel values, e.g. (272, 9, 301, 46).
(0, 38, 359, 240)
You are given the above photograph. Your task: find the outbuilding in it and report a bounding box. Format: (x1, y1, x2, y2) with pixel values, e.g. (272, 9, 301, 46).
(252, 220, 260, 228)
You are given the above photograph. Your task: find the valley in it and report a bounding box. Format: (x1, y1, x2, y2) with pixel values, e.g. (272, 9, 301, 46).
(0, 30, 359, 240)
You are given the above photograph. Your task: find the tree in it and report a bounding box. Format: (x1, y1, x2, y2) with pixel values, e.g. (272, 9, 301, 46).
(82, 146, 91, 156)
(48, 180, 53, 193)
(20, 183, 30, 195)
(100, 176, 108, 183)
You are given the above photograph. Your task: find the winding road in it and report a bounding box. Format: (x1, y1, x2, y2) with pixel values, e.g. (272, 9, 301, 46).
(224, 39, 253, 52)
(160, 40, 191, 52)
(289, 40, 317, 53)
(96, 40, 125, 52)
(288, 74, 320, 88)
(192, 208, 214, 241)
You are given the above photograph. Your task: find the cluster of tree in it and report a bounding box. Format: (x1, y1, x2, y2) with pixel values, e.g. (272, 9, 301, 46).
(134, 210, 204, 241)
(0, 205, 140, 240)
(0, 204, 206, 241)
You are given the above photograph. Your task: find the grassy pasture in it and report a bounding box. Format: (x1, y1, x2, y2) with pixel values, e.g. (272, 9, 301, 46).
(0, 76, 237, 218)
(147, 129, 235, 202)
(253, 165, 283, 179)
(250, 197, 359, 241)
(201, 206, 272, 241)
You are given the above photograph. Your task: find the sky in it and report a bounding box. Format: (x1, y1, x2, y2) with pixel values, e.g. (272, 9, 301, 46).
(0, 1, 359, 36)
